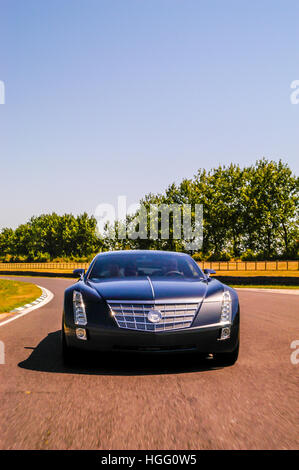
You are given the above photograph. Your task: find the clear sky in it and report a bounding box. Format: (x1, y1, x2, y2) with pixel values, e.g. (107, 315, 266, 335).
(0, 0, 298, 229)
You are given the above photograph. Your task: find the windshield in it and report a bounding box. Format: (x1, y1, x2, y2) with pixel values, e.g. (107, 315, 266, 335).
(88, 252, 204, 281)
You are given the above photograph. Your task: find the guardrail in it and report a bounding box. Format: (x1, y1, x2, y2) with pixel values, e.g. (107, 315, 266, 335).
(0, 260, 298, 272)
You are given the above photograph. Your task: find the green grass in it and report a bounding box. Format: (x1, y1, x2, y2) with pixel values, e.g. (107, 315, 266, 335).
(228, 284, 299, 289)
(0, 280, 42, 313)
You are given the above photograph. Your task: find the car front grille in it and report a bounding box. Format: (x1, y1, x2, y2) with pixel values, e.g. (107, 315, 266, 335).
(107, 301, 199, 332)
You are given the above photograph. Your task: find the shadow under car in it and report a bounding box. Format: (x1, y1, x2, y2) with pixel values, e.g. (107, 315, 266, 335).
(18, 330, 225, 376)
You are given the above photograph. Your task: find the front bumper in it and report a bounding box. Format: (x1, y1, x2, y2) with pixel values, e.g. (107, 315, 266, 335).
(64, 317, 239, 354)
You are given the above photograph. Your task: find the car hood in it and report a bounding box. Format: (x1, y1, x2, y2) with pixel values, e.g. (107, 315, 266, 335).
(87, 277, 208, 303)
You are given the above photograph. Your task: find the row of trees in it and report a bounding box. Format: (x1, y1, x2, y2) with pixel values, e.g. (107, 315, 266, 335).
(0, 213, 101, 262)
(0, 159, 298, 262)
(103, 158, 299, 260)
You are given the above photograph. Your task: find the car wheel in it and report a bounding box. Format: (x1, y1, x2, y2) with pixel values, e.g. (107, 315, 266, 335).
(61, 328, 78, 366)
(214, 342, 239, 367)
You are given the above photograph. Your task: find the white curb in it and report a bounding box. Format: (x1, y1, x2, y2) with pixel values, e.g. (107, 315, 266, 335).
(0, 285, 54, 328)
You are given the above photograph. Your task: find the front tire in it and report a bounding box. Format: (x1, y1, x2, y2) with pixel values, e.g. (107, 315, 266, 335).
(61, 327, 78, 366)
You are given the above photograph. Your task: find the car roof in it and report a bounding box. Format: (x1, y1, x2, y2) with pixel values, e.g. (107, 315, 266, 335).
(94, 250, 189, 258)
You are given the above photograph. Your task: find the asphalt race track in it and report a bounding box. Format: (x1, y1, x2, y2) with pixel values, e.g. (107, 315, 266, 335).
(0, 276, 298, 450)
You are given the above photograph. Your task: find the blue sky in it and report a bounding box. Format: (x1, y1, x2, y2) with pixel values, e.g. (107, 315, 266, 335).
(0, 0, 298, 229)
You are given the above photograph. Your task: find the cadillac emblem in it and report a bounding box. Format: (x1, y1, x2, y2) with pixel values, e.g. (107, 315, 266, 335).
(147, 309, 162, 323)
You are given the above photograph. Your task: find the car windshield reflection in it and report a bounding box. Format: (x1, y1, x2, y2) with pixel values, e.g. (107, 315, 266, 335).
(88, 252, 204, 281)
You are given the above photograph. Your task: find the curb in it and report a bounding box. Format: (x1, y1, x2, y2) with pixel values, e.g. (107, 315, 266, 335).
(10, 287, 49, 313)
(0, 285, 54, 328)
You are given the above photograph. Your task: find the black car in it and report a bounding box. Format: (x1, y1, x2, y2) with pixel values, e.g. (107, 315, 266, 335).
(62, 250, 240, 366)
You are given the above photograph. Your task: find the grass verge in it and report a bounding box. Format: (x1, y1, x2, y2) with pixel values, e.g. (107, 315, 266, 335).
(0, 279, 42, 313)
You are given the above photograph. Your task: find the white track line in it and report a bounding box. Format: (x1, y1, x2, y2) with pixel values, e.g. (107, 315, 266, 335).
(0, 285, 54, 328)
(236, 288, 299, 295)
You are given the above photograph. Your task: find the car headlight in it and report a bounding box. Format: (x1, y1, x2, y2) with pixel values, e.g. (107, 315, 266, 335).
(73, 290, 87, 326)
(220, 290, 232, 324)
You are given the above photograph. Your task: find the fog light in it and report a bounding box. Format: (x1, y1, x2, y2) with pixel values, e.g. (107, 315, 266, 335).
(219, 326, 231, 340)
(76, 328, 87, 340)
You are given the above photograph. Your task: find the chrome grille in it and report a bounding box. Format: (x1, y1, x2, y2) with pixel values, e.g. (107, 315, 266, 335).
(108, 301, 199, 332)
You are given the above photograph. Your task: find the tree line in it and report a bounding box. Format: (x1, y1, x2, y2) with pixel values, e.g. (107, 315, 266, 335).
(0, 213, 101, 262)
(0, 158, 298, 262)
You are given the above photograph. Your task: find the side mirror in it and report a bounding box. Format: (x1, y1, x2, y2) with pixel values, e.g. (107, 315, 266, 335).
(73, 268, 85, 279)
(204, 268, 216, 278)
